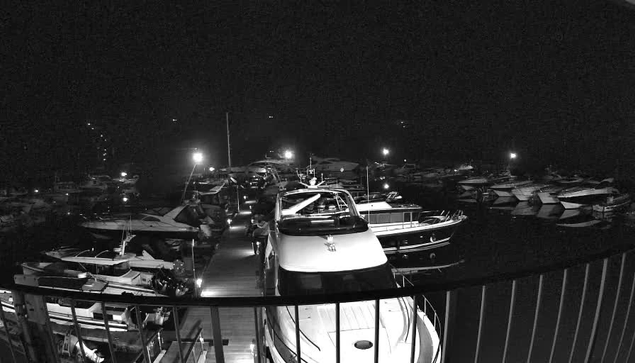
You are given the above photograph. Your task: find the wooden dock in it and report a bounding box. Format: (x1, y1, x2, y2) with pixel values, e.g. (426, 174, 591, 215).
(160, 213, 262, 363)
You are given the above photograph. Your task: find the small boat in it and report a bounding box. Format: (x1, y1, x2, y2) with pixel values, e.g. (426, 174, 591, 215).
(557, 183, 619, 209)
(556, 215, 603, 228)
(356, 200, 467, 255)
(592, 194, 632, 213)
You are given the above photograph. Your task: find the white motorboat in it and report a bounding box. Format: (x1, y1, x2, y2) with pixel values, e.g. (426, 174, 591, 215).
(356, 200, 466, 255)
(80, 205, 212, 240)
(2, 280, 168, 332)
(261, 187, 441, 363)
(557, 182, 619, 209)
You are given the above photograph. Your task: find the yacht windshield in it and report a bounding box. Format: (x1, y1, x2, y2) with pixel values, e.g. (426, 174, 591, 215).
(278, 263, 396, 295)
(278, 190, 368, 235)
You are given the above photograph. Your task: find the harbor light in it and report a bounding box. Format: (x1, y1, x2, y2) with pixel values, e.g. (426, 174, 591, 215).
(34, 189, 39, 193)
(510, 152, 517, 160)
(193, 152, 204, 164)
(383, 183, 390, 190)
(120, 171, 127, 177)
(209, 167, 215, 172)
(122, 196, 129, 203)
(196, 278, 202, 288)
(382, 148, 390, 157)
(284, 150, 294, 159)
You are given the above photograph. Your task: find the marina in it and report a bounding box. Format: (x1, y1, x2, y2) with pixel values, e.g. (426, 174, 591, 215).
(6, 0, 635, 361)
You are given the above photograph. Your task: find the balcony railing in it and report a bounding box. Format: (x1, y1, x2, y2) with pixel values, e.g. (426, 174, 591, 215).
(2, 242, 635, 362)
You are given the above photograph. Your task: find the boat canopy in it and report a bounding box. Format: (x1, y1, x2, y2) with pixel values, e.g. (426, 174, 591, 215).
(278, 189, 367, 235)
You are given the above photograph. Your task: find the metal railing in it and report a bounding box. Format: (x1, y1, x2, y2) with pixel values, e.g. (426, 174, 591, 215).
(2, 242, 635, 362)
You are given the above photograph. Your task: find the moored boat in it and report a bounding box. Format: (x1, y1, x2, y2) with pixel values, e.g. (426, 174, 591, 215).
(592, 193, 632, 213)
(356, 200, 466, 255)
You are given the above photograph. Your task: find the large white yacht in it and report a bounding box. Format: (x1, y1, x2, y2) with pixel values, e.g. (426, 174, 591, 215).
(262, 187, 441, 363)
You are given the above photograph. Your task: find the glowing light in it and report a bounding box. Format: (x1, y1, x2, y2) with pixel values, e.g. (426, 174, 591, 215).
(510, 152, 517, 160)
(340, 167, 344, 172)
(87, 122, 91, 126)
(382, 148, 390, 156)
(284, 150, 294, 159)
(383, 183, 390, 190)
(268, 115, 274, 119)
(208, 167, 215, 172)
(250, 342, 255, 355)
(192, 152, 204, 164)
(34, 189, 39, 193)
(121, 172, 127, 177)
(243, 195, 247, 200)
(227, 218, 232, 225)
(196, 278, 202, 288)
(122, 197, 129, 203)
(172, 118, 177, 122)
(404, 159, 407, 163)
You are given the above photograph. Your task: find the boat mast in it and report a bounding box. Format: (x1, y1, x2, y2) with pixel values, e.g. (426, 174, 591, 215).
(226, 112, 231, 171)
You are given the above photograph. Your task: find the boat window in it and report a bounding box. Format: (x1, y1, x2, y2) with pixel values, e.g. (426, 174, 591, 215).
(390, 213, 403, 223)
(278, 263, 396, 295)
(412, 212, 421, 221)
(142, 216, 161, 222)
(404, 212, 411, 222)
(376, 213, 390, 224)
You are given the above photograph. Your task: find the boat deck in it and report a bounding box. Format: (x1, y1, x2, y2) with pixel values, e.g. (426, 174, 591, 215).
(161, 213, 262, 363)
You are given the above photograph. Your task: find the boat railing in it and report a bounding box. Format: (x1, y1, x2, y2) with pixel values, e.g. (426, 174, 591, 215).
(3, 243, 635, 362)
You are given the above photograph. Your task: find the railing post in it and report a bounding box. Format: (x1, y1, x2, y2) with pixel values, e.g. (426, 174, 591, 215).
(295, 305, 302, 363)
(374, 299, 381, 363)
(601, 253, 626, 362)
(501, 279, 518, 363)
(0, 299, 18, 363)
(584, 258, 609, 363)
(336, 302, 341, 363)
(441, 290, 456, 363)
(173, 306, 185, 363)
(70, 299, 89, 363)
(474, 285, 487, 363)
(527, 274, 544, 363)
(135, 305, 151, 363)
(410, 296, 418, 363)
(12, 291, 41, 362)
(254, 307, 262, 363)
(569, 263, 591, 363)
(210, 306, 225, 363)
(548, 268, 569, 363)
(613, 271, 635, 363)
(101, 304, 118, 363)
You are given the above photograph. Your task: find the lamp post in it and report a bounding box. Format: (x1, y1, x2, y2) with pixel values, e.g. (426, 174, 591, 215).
(181, 152, 204, 203)
(284, 149, 294, 160)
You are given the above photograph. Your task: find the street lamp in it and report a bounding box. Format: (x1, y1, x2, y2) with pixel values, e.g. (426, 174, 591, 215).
(382, 148, 390, 157)
(510, 152, 517, 160)
(284, 150, 294, 160)
(181, 152, 204, 203)
(209, 166, 215, 172)
(507, 152, 517, 172)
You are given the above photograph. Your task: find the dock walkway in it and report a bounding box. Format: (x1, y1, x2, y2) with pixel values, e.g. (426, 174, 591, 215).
(161, 213, 262, 363)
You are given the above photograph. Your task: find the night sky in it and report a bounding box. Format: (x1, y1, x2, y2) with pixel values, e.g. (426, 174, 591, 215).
(4, 0, 635, 182)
